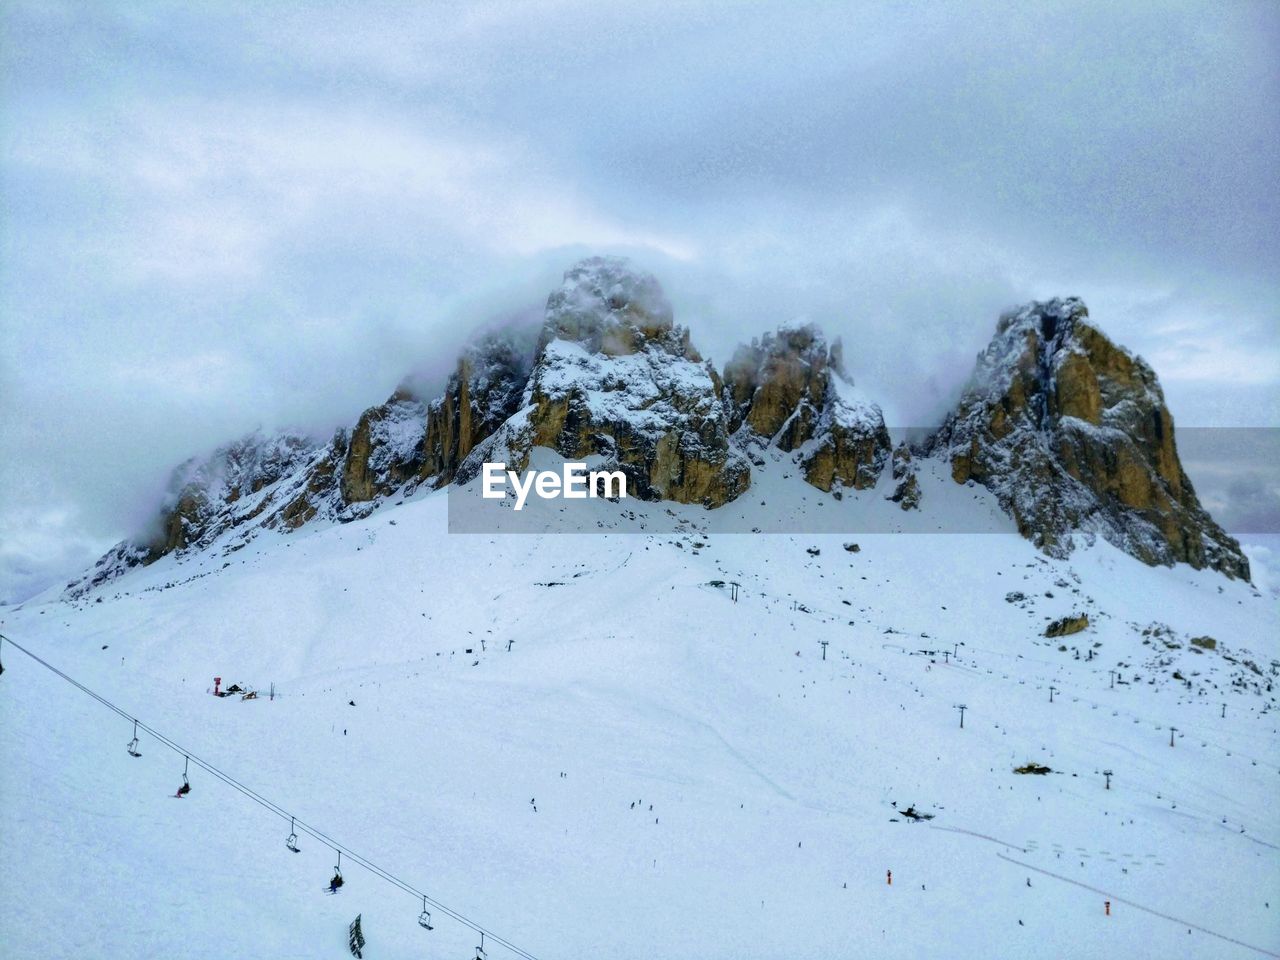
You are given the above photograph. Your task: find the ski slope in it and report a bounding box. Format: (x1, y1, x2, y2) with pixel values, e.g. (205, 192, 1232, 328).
(1, 460, 1277, 959)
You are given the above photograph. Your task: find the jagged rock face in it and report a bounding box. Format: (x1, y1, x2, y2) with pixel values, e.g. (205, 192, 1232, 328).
(321, 329, 533, 512)
(277, 432, 349, 529)
(799, 393, 892, 493)
(460, 258, 749, 506)
(724, 325, 891, 492)
(723, 325, 833, 441)
(888, 443, 921, 510)
(341, 390, 428, 503)
(73, 265, 1251, 599)
(420, 333, 532, 486)
(64, 431, 323, 596)
(928, 298, 1249, 579)
(518, 340, 747, 505)
(320, 330, 533, 512)
(65, 541, 154, 598)
(149, 432, 320, 554)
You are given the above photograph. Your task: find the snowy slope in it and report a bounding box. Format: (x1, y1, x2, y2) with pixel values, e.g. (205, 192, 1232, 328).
(1, 470, 1277, 959)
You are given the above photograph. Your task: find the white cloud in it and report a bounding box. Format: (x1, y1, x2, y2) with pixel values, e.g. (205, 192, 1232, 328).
(10, 99, 694, 282)
(1, 0, 1277, 600)
(0, 507, 111, 605)
(1241, 538, 1280, 599)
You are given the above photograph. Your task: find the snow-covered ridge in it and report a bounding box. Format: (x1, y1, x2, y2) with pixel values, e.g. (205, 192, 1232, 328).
(6, 467, 1276, 958)
(68, 265, 1249, 596)
(927, 297, 1248, 579)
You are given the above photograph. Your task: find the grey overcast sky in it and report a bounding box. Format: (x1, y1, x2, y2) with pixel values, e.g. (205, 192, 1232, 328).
(2, 0, 1278, 602)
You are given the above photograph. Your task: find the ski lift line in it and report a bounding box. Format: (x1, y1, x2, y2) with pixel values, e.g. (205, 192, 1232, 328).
(2, 639, 535, 959)
(0, 633, 542, 960)
(2, 634, 539, 959)
(694, 587, 1280, 796)
(855, 613, 1280, 777)
(697, 574, 1268, 751)
(757, 578, 1279, 779)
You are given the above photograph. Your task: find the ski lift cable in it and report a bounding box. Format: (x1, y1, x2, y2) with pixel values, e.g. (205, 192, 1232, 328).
(0, 633, 542, 960)
(2, 634, 538, 957)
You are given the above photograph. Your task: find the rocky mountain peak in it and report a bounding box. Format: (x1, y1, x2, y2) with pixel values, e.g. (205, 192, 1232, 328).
(69, 269, 1251, 597)
(459, 259, 747, 505)
(419, 329, 535, 487)
(724, 323, 891, 493)
(539, 256, 697, 359)
(150, 430, 321, 554)
(64, 429, 322, 597)
(723, 323, 841, 438)
(928, 297, 1249, 579)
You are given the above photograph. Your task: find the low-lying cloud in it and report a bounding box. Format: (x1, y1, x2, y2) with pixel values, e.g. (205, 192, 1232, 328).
(2, 0, 1277, 601)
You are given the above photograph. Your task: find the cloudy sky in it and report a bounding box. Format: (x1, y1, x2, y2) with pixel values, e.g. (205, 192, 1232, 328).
(2, 0, 1278, 601)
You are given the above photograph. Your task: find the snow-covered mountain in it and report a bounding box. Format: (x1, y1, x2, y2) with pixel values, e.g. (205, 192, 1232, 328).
(10, 257, 1274, 959)
(2, 456, 1276, 958)
(65, 257, 1249, 598)
(927, 297, 1249, 579)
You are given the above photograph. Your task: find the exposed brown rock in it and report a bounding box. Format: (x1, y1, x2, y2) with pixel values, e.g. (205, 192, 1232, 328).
(278, 433, 347, 530)
(486, 258, 748, 507)
(340, 390, 427, 503)
(419, 334, 532, 486)
(1045, 614, 1089, 637)
(888, 442, 922, 510)
(724, 324, 890, 492)
(929, 298, 1248, 580)
(724, 326, 831, 442)
(802, 421, 892, 492)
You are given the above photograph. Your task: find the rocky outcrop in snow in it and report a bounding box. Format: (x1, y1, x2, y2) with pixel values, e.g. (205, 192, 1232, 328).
(146, 431, 321, 552)
(887, 442, 921, 510)
(65, 431, 321, 597)
(460, 257, 749, 506)
(419, 332, 534, 486)
(723, 325, 891, 492)
(70, 266, 1251, 596)
(341, 391, 428, 503)
(64, 541, 156, 599)
(926, 298, 1249, 579)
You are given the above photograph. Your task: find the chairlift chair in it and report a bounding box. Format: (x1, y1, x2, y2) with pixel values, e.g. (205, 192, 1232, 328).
(328, 850, 344, 891)
(474, 932, 487, 960)
(126, 719, 142, 757)
(286, 817, 300, 853)
(417, 897, 433, 930)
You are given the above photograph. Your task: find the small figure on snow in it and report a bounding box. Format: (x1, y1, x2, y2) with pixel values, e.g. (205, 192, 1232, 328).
(329, 873, 344, 893)
(176, 782, 191, 797)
